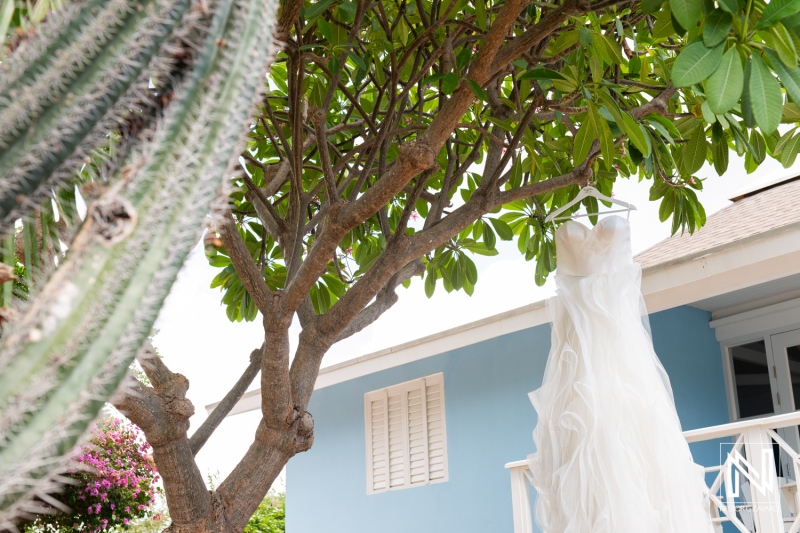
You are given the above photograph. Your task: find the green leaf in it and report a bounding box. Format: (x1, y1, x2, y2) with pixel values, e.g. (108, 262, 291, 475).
(748, 54, 784, 133)
(424, 270, 436, 298)
(774, 127, 797, 155)
(589, 102, 614, 170)
(534, 251, 547, 286)
(346, 50, 367, 71)
(518, 67, 567, 80)
(475, 0, 487, 30)
(596, 90, 625, 124)
(316, 17, 332, 40)
(546, 29, 580, 56)
(649, 179, 669, 200)
(703, 9, 732, 47)
(683, 123, 708, 174)
(659, 190, 676, 222)
(337, 0, 356, 20)
(706, 47, 744, 113)
(482, 223, 496, 249)
(642, 0, 665, 14)
(750, 129, 767, 163)
(672, 41, 724, 87)
(670, 0, 703, 31)
(653, 5, 677, 39)
(784, 11, 800, 31)
(397, 17, 409, 46)
(771, 22, 798, 68)
(579, 26, 594, 47)
(517, 225, 530, 254)
(785, 102, 800, 121)
(765, 48, 800, 104)
(713, 136, 730, 175)
(488, 218, 514, 240)
(304, 0, 332, 19)
(464, 256, 478, 285)
(717, 0, 742, 14)
(467, 79, 486, 100)
(780, 132, 800, 166)
(574, 114, 597, 165)
(422, 72, 447, 86)
(689, 190, 707, 227)
(621, 113, 651, 157)
(600, 33, 625, 64)
(757, 0, 800, 29)
(464, 244, 500, 256)
(442, 72, 459, 94)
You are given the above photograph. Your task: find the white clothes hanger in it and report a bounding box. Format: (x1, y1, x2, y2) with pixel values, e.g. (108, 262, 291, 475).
(544, 185, 637, 223)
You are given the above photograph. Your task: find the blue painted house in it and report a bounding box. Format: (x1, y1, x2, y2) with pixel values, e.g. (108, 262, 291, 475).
(217, 177, 800, 532)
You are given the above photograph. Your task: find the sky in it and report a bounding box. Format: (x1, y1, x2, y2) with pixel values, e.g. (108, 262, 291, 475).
(150, 154, 800, 491)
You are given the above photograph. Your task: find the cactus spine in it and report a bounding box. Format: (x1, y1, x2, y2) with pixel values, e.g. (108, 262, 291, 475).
(0, 0, 193, 230)
(0, 0, 277, 525)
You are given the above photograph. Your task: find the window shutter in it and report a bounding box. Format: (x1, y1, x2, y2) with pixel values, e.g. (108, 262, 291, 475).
(387, 389, 406, 488)
(365, 373, 448, 494)
(425, 377, 447, 481)
(365, 393, 388, 492)
(407, 380, 429, 484)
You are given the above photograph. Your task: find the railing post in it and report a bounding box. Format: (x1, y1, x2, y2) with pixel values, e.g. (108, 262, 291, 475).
(508, 465, 533, 533)
(743, 427, 784, 533)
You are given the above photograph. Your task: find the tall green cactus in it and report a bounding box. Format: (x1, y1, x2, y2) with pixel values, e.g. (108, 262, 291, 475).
(0, 0, 194, 230)
(0, 0, 277, 525)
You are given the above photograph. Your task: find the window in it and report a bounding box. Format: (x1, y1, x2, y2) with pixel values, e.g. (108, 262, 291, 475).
(364, 372, 448, 494)
(730, 340, 774, 419)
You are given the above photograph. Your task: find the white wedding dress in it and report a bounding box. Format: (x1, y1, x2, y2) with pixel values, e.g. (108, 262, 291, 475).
(528, 215, 713, 533)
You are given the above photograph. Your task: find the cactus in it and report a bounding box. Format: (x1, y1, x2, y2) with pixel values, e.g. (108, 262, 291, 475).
(0, 0, 277, 525)
(0, 0, 195, 231)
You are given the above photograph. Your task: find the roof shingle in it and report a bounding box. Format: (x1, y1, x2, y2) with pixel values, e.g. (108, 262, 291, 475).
(635, 178, 800, 270)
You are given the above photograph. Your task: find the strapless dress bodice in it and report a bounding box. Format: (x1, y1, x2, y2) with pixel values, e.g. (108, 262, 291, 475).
(555, 215, 633, 276)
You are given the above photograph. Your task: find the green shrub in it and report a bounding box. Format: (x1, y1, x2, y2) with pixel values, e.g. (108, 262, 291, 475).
(243, 493, 284, 533)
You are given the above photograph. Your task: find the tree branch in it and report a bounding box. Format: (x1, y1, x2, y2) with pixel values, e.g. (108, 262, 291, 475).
(218, 209, 272, 315)
(310, 107, 338, 203)
(336, 258, 424, 342)
(188, 345, 263, 456)
(275, 0, 304, 43)
(241, 173, 286, 238)
(113, 351, 209, 528)
(490, 0, 584, 76)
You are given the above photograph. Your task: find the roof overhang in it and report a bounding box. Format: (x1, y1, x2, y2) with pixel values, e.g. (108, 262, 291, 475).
(207, 223, 800, 416)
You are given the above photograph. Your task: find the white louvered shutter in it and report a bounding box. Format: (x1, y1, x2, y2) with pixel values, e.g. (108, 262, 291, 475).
(365, 373, 448, 494)
(366, 393, 388, 492)
(425, 377, 447, 481)
(387, 389, 406, 488)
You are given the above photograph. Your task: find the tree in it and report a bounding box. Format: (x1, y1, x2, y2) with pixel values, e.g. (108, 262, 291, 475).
(8, 0, 800, 531)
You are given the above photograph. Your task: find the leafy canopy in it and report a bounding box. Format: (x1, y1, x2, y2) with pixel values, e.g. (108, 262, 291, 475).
(207, 0, 800, 321)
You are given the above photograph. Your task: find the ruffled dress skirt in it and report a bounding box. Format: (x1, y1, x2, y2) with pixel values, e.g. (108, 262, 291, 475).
(528, 263, 714, 533)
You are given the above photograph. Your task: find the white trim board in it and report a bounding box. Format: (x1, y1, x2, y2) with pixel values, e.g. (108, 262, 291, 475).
(207, 226, 800, 416)
(710, 297, 800, 343)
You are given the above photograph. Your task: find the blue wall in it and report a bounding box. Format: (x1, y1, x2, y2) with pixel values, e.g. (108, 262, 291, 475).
(286, 306, 728, 532)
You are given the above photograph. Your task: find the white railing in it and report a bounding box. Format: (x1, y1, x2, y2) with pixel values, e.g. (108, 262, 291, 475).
(506, 410, 800, 533)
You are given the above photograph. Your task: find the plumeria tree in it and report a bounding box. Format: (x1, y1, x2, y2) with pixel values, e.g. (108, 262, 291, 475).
(24, 419, 160, 533)
(5, 0, 800, 530)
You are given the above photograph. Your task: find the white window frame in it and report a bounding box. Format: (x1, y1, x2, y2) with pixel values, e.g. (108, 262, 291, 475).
(364, 372, 449, 494)
(712, 297, 800, 421)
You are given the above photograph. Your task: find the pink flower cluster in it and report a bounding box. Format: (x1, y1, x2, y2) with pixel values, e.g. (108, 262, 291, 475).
(32, 418, 161, 532)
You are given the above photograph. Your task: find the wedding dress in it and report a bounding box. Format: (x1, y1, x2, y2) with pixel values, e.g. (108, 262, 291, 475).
(528, 215, 713, 533)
